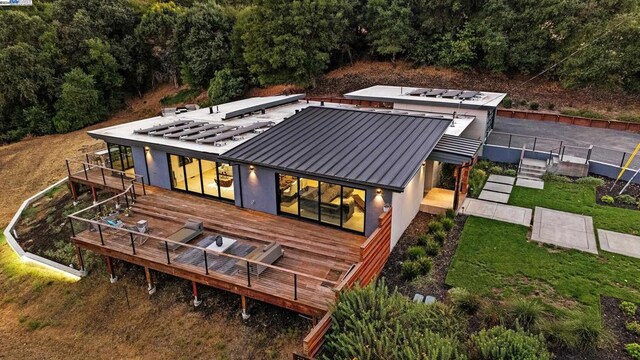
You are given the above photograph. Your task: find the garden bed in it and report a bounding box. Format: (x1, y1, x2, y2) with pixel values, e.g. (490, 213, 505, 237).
(595, 176, 640, 210)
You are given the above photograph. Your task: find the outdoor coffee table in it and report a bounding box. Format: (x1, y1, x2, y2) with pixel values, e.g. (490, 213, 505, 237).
(204, 235, 236, 253)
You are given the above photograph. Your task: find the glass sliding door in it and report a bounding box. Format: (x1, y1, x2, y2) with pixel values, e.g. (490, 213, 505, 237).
(107, 143, 135, 175)
(342, 186, 365, 233)
(167, 153, 234, 202)
(299, 178, 319, 220)
(201, 160, 219, 197)
(278, 174, 299, 215)
(276, 173, 366, 234)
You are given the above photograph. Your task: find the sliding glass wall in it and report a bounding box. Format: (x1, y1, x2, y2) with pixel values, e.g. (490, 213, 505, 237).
(168, 153, 235, 201)
(277, 173, 365, 233)
(107, 143, 135, 175)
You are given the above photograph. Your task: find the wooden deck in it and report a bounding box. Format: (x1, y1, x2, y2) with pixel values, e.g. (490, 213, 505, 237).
(69, 179, 368, 317)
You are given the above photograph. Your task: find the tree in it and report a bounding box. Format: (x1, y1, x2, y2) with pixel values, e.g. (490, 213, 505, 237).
(365, 0, 411, 62)
(176, 1, 235, 88)
(84, 38, 125, 110)
(207, 68, 245, 104)
(53, 68, 103, 133)
(237, 0, 351, 87)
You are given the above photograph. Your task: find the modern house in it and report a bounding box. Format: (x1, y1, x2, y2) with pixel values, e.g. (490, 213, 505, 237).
(65, 85, 503, 356)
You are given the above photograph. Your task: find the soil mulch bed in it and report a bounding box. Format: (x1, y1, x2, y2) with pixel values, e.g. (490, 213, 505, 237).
(380, 212, 467, 300)
(596, 176, 640, 210)
(551, 296, 637, 360)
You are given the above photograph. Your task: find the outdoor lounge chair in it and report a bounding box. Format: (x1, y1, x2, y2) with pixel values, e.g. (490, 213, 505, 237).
(160, 219, 204, 252)
(244, 242, 284, 277)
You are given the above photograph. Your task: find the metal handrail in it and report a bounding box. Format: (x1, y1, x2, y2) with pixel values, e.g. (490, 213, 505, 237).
(66, 158, 146, 195)
(67, 185, 338, 291)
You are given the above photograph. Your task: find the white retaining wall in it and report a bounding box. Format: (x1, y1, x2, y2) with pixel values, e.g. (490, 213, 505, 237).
(2, 177, 85, 278)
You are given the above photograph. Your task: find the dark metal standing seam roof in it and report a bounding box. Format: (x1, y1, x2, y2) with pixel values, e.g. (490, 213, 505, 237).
(428, 134, 483, 165)
(219, 106, 451, 192)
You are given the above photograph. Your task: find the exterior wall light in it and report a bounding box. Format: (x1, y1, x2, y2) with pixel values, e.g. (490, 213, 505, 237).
(376, 188, 383, 195)
(249, 165, 255, 172)
(422, 161, 426, 166)
(144, 146, 150, 153)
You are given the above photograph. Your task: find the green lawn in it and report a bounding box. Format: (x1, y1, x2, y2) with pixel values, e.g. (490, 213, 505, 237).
(509, 181, 640, 236)
(447, 180, 640, 314)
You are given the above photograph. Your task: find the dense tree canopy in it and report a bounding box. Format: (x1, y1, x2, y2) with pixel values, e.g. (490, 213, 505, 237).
(0, 0, 639, 143)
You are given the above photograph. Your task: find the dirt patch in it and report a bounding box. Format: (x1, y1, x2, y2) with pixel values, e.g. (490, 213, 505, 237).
(596, 176, 640, 210)
(246, 84, 306, 97)
(380, 213, 466, 300)
(309, 61, 640, 117)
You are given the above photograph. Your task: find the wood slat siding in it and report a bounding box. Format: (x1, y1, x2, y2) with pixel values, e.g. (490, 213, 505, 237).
(497, 109, 640, 133)
(302, 209, 392, 358)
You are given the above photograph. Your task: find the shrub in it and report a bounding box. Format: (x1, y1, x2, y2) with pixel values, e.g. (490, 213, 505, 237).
(428, 221, 444, 234)
(529, 102, 540, 111)
(561, 108, 607, 119)
(546, 103, 555, 111)
(433, 230, 447, 244)
(620, 301, 638, 317)
(519, 99, 528, 106)
(617, 114, 640, 123)
(547, 313, 612, 350)
(488, 166, 503, 175)
(475, 160, 492, 171)
(424, 237, 441, 256)
(449, 288, 481, 315)
(207, 68, 245, 105)
(600, 195, 615, 204)
(542, 173, 572, 182)
(480, 302, 507, 327)
(469, 168, 488, 197)
(617, 194, 637, 205)
(508, 298, 544, 331)
(626, 343, 640, 360)
(575, 176, 605, 186)
(470, 326, 550, 360)
(407, 245, 427, 260)
(415, 257, 432, 275)
(416, 234, 432, 246)
(445, 208, 456, 219)
(501, 97, 513, 108)
(503, 169, 517, 177)
(401, 261, 420, 280)
(441, 217, 455, 231)
(626, 321, 640, 336)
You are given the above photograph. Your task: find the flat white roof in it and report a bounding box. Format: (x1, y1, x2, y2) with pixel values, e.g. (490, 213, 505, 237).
(88, 94, 475, 157)
(344, 85, 507, 109)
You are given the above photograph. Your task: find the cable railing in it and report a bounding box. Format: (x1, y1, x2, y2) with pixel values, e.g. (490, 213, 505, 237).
(66, 158, 146, 196)
(67, 184, 339, 305)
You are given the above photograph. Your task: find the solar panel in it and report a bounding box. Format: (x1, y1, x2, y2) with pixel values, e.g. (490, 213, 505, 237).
(163, 123, 224, 138)
(441, 90, 463, 98)
(148, 122, 206, 136)
(133, 120, 193, 134)
(407, 88, 430, 96)
(424, 89, 446, 97)
(458, 91, 479, 100)
(196, 122, 273, 144)
(180, 125, 239, 141)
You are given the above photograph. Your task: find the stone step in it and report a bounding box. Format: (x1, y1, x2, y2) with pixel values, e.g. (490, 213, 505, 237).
(517, 174, 544, 182)
(521, 158, 548, 168)
(520, 165, 546, 173)
(518, 170, 545, 179)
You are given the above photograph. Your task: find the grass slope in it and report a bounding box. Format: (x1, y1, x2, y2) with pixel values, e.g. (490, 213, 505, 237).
(448, 180, 640, 314)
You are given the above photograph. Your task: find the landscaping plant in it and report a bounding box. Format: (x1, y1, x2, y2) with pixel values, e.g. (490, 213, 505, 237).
(626, 343, 640, 360)
(503, 169, 517, 177)
(448, 288, 481, 315)
(428, 220, 445, 234)
(469, 326, 550, 360)
(620, 301, 638, 317)
(600, 195, 615, 204)
(617, 194, 637, 205)
(441, 217, 455, 231)
(433, 230, 448, 244)
(424, 237, 441, 256)
(626, 321, 640, 336)
(575, 176, 605, 186)
(407, 245, 427, 260)
(445, 208, 456, 219)
(508, 298, 544, 331)
(488, 166, 503, 175)
(417, 233, 432, 246)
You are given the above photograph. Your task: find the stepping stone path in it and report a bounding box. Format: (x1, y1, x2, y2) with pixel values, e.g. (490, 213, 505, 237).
(478, 175, 516, 204)
(460, 198, 532, 226)
(597, 229, 640, 259)
(531, 207, 598, 254)
(516, 178, 545, 189)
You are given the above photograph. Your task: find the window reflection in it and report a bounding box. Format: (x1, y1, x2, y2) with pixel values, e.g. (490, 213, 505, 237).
(167, 154, 234, 201)
(299, 178, 319, 220)
(279, 174, 298, 215)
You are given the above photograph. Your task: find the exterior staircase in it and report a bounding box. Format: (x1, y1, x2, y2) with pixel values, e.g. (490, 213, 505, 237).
(518, 158, 547, 181)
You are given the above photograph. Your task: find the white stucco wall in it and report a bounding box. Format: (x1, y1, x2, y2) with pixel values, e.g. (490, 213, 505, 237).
(390, 166, 425, 249)
(393, 103, 489, 141)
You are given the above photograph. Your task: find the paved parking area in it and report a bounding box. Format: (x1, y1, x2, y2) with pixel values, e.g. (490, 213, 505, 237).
(598, 229, 640, 259)
(531, 207, 598, 254)
(460, 198, 532, 226)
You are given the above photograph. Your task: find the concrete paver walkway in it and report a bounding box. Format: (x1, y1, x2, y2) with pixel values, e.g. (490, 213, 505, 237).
(531, 207, 598, 254)
(516, 178, 545, 189)
(460, 198, 532, 226)
(598, 229, 640, 259)
(479, 175, 516, 204)
(487, 174, 516, 185)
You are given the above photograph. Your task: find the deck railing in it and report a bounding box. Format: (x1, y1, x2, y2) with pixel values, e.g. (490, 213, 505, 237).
(66, 158, 146, 196)
(67, 185, 338, 305)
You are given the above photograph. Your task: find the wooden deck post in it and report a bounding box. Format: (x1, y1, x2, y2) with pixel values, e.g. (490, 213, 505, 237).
(192, 281, 202, 307)
(91, 186, 98, 204)
(144, 267, 156, 295)
(69, 180, 78, 201)
(241, 295, 250, 320)
(106, 256, 118, 283)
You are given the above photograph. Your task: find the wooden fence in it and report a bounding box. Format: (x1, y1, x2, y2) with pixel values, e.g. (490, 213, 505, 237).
(301, 209, 393, 358)
(497, 109, 640, 133)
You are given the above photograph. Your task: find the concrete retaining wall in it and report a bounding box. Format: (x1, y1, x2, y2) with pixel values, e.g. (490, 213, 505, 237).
(2, 178, 85, 278)
(482, 145, 640, 184)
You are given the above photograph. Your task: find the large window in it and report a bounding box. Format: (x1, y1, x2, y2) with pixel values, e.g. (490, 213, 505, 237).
(168, 154, 234, 201)
(107, 143, 135, 175)
(277, 173, 365, 233)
